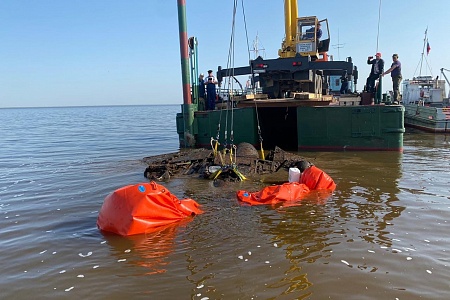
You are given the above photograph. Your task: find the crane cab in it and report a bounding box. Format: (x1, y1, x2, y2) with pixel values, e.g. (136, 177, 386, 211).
(296, 17, 330, 61)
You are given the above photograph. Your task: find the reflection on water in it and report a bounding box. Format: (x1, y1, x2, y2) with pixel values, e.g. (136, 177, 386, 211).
(2, 106, 450, 299)
(102, 220, 193, 275)
(249, 151, 406, 297)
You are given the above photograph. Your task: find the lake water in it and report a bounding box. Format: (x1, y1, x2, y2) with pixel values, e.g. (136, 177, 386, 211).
(1, 105, 449, 299)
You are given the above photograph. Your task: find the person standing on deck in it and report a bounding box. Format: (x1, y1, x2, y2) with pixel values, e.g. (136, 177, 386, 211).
(205, 70, 218, 110)
(198, 73, 206, 111)
(365, 52, 384, 93)
(340, 70, 349, 94)
(382, 54, 402, 104)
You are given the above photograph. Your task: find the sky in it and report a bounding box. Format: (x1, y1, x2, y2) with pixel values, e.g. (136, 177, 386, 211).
(1, 0, 449, 108)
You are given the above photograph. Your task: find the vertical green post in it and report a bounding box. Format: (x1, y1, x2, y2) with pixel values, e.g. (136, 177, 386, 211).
(376, 75, 382, 104)
(177, 0, 195, 147)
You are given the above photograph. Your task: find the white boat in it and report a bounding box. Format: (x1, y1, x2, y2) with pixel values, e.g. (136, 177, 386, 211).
(402, 73, 450, 133)
(401, 29, 450, 133)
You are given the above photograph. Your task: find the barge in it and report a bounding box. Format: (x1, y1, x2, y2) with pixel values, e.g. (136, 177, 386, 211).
(175, 0, 404, 152)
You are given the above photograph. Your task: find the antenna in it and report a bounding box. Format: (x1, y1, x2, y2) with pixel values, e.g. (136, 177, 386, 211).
(332, 28, 345, 60)
(250, 32, 266, 59)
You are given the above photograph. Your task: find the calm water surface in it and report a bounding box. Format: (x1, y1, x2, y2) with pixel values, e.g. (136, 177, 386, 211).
(1, 105, 449, 299)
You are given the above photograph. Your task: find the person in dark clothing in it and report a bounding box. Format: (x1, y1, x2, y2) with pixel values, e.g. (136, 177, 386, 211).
(365, 52, 384, 93)
(205, 70, 218, 111)
(198, 73, 206, 110)
(340, 70, 349, 94)
(382, 54, 402, 104)
(304, 23, 322, 40)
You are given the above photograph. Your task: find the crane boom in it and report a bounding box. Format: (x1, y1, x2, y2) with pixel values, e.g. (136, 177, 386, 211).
(280, 0, 298, 58)
(441, 68, 450, 86)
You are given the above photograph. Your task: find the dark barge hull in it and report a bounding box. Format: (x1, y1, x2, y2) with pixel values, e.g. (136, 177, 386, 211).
(176, 100, 405, 152)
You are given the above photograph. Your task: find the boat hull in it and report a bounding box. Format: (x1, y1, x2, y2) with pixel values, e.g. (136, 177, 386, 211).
(404, 105, 450, 133)
(177, 104, 405, 152)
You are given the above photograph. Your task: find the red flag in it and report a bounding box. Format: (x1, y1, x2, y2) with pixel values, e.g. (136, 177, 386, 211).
(427, 41, 431, 55)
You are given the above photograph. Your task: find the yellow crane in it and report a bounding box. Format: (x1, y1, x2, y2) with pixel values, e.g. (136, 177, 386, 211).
(278, 0, 330, 61)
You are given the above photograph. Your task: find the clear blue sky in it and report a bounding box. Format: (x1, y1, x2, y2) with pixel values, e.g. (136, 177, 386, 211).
(1, 0, 448, 108)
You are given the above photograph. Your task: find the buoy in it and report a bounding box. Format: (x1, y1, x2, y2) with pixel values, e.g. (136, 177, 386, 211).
(237, 182, 311, 206)
(237, 164, 336, 206)
(97, 182, 203, 236)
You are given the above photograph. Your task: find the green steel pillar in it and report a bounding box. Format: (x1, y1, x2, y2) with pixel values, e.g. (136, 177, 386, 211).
(177, 0, 196, 147)
(189, 37, 199, 105)
(376, 75, 382, 104)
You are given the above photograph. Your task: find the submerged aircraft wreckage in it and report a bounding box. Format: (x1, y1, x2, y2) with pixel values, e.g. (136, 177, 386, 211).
(143, 143, 307, 182)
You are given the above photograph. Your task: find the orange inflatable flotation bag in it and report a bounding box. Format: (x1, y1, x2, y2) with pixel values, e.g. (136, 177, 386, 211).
(97, 182, 203, 236)
(236, 182, 311, 206)
(300, 165, 336, 191)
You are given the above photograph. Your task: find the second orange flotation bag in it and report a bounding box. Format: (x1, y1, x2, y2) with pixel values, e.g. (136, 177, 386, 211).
(97, 182, 203, 236)
(236, 182, 311, 206)
(300, 165, 336, 191)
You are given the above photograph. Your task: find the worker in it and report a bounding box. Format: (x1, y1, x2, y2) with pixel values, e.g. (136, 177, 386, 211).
(382, 54, 402, 104)
(198, 73, 206, 110)
(305, 23, 322, 40)
(340, 70, 349, 94)
(295, 160, 336, 191)
(365, 52, 384, 93)
(205, 70, 218, 110)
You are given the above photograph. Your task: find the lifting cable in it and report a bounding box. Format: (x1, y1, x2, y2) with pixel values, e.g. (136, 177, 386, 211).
(212, 1, 237, 162)
(213, 4, 237, 158)
(241, 0, 265, 160)
(375, 0, 382, 53)
(209, 0, 247, 181)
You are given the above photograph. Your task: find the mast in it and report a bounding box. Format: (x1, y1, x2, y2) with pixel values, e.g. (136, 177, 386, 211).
(177, 0, 192, 105)
(177, 0, 195, 148)
(419, 28, 428, 76)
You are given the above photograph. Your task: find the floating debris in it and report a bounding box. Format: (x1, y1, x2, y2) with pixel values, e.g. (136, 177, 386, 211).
(65, 287, 74, 292)
(426, 270, 432, 274)
(197, 284, 204, 289)
(341, 260, 350, 266)
(117, 259, 126, 262)
(77, 275, 84, 278)
(78, 251, 92, 257)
